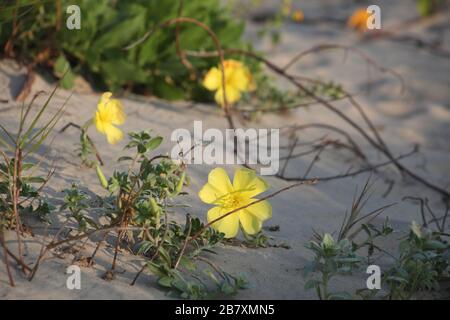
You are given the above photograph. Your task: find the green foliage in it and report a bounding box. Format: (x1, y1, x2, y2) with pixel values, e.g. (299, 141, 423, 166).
(240, 75, 345, 114)
(416, 0, 445, 17)
(145, 216, 247, 299)
(61, 130, 246, 298)
(382, 224, 449, 299)
(242, 229, 271, 248)
(303, 234, 362, 300)
(304, 179, 449, 300)
(0, 87, 66, 229)
(77, 128, 96, 167)
(61, 183, 98, 232)
(0, 0, 250, 101)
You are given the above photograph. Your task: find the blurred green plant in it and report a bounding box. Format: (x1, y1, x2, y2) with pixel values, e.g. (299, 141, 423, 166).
(0, 0, 250, 100)
(417, 0, 446, 17)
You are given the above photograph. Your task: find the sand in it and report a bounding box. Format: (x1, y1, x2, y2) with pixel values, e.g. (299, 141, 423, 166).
(0, 0, 449, 299)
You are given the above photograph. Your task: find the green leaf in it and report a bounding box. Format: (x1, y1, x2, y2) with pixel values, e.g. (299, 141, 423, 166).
(23, 176, 46, 184)
(328, 292, 353, 300)
(117, 156, 133, 162)
(54, 55, 75, 89)
(304, 279, 321, 290)
(153, 81, 185, 100)
(147, 262, 165, 278)
(158, 276, 173, 288)
(179, 257, 196, 271)
(417, 0, 433, 17)
(146, 136, 163, 151)
(424, 240, 447, 250)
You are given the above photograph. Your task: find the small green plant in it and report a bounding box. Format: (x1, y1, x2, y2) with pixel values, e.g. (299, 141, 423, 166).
(304, 177, 450, 300)
(61, 184, 98, 232)
(303, 177, 394, 300)
(242, 230, 271, 248)
(61, 130, 246, 298)
(144, 216, 248, 299)
(303, 233, 362, 300)
(0, 86, 67, 286)
(382, 222, 449, 299)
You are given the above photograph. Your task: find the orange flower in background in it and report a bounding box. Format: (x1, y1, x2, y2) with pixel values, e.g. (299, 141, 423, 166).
(347, 8, 370, 32)
(292, 10, 304, 23)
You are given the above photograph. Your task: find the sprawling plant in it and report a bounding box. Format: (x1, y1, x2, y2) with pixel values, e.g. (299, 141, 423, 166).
(61, 130, 247, 298)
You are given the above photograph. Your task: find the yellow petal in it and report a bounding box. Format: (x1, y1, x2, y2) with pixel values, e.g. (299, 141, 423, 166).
(233, 168, 269, 198)
(244, 199, 272, 221)
(239, 210, 262, 235)
(108, 98, 126, 125)
(104, 123, 123, 145)
(245, 69, 256, 92)
(98, 92, 112, 113)
(94, 111, 106, 134)
(207, 206, 239, 238)
(198, 182, 226, 204)
(223, 59, 244, 70)
(207, 167, 233, 195)
(229, 67, 250, 92)
(101, 92, 113, 103)
(203, 67, 221, 91)
(214, 85, 241, 106)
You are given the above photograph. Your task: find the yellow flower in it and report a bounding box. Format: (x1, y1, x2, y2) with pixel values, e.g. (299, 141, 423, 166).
(347, 8, 370, 32)
(292, 10, 304, 23)
(94, 92, 126, 144)
(202, 59, 255, 107)
(199, 168, 272, 238)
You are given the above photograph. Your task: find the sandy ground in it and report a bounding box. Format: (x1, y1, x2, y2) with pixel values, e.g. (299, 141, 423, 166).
(0, 0, 449, 299)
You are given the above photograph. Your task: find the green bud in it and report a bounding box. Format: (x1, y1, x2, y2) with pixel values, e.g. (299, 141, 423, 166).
(322, 233, 334, 248)
(96, 164, 108, 189)
(149, 197, 160, 220)
(172, 171, 185, 197)
(411, 221, 422, 239)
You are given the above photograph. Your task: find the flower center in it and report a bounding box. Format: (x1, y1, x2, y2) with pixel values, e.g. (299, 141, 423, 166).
(217, 192, 245, 210)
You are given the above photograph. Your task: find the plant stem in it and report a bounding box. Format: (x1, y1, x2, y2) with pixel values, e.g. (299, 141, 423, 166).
(0, 228, 15, 286)
(12, 148, 26, 274)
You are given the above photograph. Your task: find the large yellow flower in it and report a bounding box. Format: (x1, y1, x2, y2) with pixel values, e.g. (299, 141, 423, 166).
(199, 168, 272, 238)
(94, 92, 126, 144)
(202, 60, 255, 107)
(347, 8, 370, 32)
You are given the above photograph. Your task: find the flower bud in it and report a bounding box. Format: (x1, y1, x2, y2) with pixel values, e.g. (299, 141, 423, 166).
(96, 165, 108, 189)
(149, 197, 160, 220)
(411, 221, 422, 239)
(322, 233, 334, 248)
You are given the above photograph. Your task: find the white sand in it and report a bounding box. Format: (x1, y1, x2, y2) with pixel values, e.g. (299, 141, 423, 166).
(1, 0, 449, 299)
